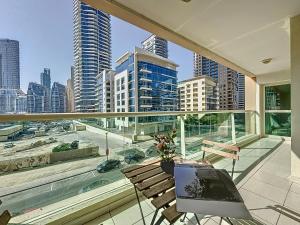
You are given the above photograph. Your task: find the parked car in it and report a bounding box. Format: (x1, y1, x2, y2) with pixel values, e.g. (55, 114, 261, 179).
(96, 159, 121, 173)
(124, 150, 145, 164)
(4, 143, 15, 149)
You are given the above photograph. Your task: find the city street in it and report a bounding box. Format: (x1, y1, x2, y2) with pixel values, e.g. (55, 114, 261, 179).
(0, 126, 155, 216)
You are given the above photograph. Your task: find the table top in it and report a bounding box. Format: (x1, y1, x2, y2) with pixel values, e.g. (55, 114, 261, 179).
(121, 158, 212, 224)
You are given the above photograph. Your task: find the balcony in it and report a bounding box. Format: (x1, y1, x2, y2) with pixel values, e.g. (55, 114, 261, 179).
(0, 109, 296, 225)
(2, 0, 300, 225)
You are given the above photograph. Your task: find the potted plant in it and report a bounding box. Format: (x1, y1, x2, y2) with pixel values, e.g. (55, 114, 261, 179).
(154, 129, 177, 176)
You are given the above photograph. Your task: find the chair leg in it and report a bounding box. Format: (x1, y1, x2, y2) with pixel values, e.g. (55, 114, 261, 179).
(134, 186, 146, 225)
(154, 215, 165, 225)
(180, 212, 187, 222)
(219, 217, 223, 225)
(194, 213, 201, 225)
(225, 217, 234, 225)
(231, 159, 236, 178)
(150, 208, 159, 225)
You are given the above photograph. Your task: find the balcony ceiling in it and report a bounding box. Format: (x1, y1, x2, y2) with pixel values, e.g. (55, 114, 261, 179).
(82, 0, 300, 77)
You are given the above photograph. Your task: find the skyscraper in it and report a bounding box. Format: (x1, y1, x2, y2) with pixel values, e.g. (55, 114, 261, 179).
(237, 73, 245, 109)
(73, 0, 111, 112)
(40, 68, 51, 91)
(142, 35, 168, 58)
(218, 66, 239, 109)
(66, 66, 75, 112)
(193, 54, 218, 79)
(0, 39, 20, 89)
(51, 82, 66, 113)
(27, 82, 50, 113)
(193, 53, 242, 110)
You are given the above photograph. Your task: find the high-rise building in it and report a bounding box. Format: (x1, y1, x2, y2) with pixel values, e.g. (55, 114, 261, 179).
(0, 39, 20, 89)
(178, 76, 219, 111)
(27, 82, 50, 113)
(218, 66, 239, 109)
(51, 82, 66, 113)
(237, 73, 245, 109)
(0, 89, 27, 114)
(193, 53, 242, 110)
(95, 69, 115, 128)
(95, 69, 115, 113)
(40, 68, 51, 111)
(73, 0, 111, 112)
(114, 47, 177, 134)
(40, 68, 51, 91)
(66, 66, 75, 112)
(142, 35, 168, 58)
(193, 54, 218, 79)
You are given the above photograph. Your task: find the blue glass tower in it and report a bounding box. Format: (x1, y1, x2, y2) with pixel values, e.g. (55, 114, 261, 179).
(73, 0, 111, 112)
(114, 48, 177, 127)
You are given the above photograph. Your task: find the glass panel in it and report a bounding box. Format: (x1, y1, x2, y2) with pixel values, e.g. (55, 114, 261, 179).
(265, 112, 291, 137)
(265, 84, 290, 110)
(0, 115, 183, 217)
(265, 84, 291, 137)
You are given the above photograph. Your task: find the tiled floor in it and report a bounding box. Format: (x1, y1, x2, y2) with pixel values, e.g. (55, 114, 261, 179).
(85, 138, 300, 225)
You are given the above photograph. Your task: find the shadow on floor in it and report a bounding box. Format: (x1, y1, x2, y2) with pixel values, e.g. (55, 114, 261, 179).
(268, 205, 300, 223)
(227, 217, 266, 225)
(233, 138, 284, 184)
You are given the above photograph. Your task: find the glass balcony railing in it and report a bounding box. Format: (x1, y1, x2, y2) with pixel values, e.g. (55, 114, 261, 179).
(0, 110, 258, 220)
(265, 110, 291, 137)
(184, 111, 257, 156)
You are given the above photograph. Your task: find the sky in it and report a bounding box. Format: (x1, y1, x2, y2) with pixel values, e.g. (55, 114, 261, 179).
(0, 0, 193, 92)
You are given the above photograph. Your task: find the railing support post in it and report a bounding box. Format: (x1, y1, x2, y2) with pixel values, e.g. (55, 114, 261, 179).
(231, 113, 236, 144)
(180, 116, 186, 158)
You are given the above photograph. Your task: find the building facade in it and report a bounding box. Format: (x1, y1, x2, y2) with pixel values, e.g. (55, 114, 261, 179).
(66, 66, 75, 112)
(218, 66, 239, 109)
(114, 47, 177, 134)
(95, 69, 115, 113)
(51, 82, 66, 113)
(0, 39, 20, 89)
(66, 79, 74, 113)
(0, 89, 27, 114)
(40, 68, 51, 91)
(193, 53, 218, 79)
(193, 53, 241, 110)
(178, 76, 219, 112)
(73, 0, 111, 112)
(141, 35, 168, 58)
(237, 73, 245, 109)
(27, 82, 50, 113)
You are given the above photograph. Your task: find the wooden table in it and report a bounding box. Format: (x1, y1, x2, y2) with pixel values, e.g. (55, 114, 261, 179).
(121, 158, 205, 225)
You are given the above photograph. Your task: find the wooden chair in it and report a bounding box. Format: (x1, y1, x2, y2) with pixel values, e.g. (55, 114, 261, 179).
(0, 200, 11, 225)
(201, 140, 240, 178)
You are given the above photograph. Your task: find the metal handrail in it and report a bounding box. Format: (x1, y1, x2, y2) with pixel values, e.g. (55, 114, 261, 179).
(265, 110, 291, 113)
(0, 110, 255, 122)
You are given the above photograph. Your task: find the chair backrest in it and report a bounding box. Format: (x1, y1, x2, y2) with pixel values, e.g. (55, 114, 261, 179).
(0, 200, 11, 225)
(202, 140, 240, 178)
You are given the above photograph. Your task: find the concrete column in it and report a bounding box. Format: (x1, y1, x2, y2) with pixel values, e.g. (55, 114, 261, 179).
(291, 15, 300, 179)
(245, 76, 263, 137)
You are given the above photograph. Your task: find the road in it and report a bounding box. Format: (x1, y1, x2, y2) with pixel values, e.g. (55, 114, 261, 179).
(0, 126, 157, 216)
(1, 166, 125, 216)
